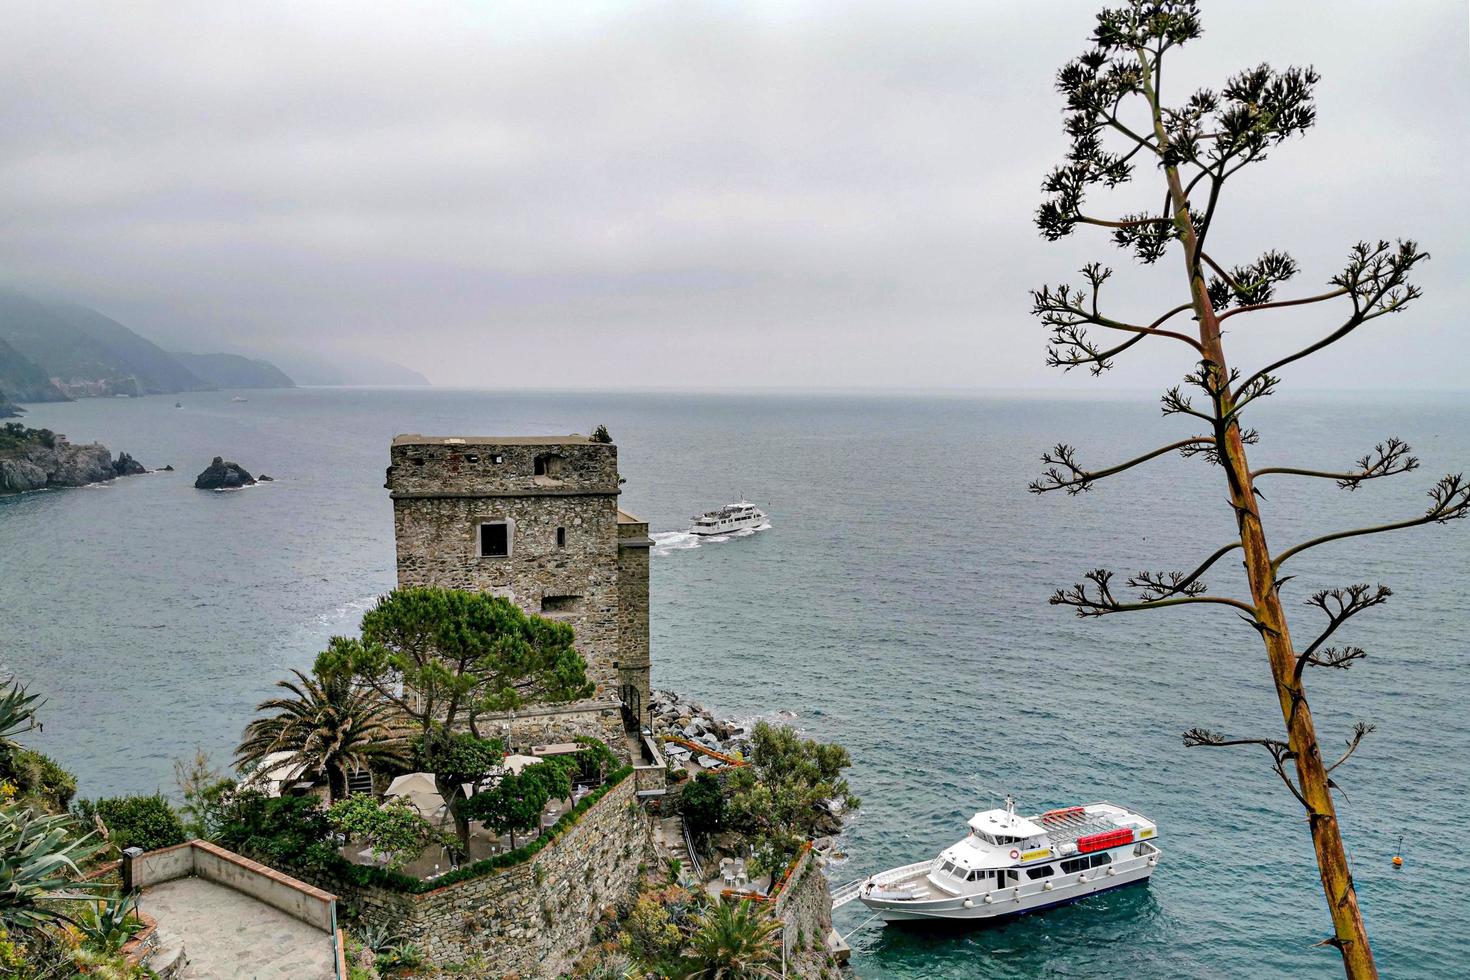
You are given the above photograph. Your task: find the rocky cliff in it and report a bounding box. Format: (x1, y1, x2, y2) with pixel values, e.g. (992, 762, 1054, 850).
(0, 424, 146, 495)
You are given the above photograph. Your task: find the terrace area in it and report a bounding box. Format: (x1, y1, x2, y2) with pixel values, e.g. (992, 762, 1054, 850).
(141, 876, 336, 979)
(338, 742, 620, 880)
(126, 840, 341, 980)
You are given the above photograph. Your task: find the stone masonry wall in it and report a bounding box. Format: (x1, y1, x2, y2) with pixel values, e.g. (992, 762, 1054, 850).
(392, 494, 621, 695)
(388, 437, 624, 698)
(775, 853, 837, 978)
(477, 702, 628, 761)
(291, 774, 651, 979)
(616, 516, 652, 726)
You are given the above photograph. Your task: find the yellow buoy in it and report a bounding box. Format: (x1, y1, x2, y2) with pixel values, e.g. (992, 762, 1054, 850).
(1392, 855, 1403, 868)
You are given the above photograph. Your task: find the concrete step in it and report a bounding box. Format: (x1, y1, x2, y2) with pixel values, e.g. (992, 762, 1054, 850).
(150, 939, 189, 979)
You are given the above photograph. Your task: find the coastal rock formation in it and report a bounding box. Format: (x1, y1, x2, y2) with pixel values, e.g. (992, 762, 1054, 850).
(0, 425, 146, 494)
(648, 689, 756, 761)
(194, 456, 256, 490)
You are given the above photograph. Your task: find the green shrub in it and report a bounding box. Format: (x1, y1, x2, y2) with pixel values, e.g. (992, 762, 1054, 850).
(73, 795, 186, 853)
(218, 745, 634, 896)
(216, 792, 340, 872)
(1, 748, 77, 813)
(678, 772, 725, 841)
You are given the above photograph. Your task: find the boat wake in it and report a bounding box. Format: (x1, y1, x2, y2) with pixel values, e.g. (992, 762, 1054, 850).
(651, 523, 771, 556)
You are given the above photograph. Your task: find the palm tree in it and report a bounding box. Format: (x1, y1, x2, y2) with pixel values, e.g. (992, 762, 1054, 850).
(677, 899, 782, 980)
(235, 667, 409, 802)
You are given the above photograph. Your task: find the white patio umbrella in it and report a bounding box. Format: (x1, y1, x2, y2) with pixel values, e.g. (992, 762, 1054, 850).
(385, 772, 446, 819)
(503, 754, 542, 775)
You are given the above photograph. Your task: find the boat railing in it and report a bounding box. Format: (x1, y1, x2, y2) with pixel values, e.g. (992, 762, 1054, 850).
(831, 859, 933, 910)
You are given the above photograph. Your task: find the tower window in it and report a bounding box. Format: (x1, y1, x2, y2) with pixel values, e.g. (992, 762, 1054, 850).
(541, 594, 582, 614)
(556, 526, 566, 549)
(479, 521, 512, 558)
(533, 453, 566, 483)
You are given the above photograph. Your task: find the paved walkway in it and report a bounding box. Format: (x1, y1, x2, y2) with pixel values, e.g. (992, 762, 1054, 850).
(140, 877, 335, 979)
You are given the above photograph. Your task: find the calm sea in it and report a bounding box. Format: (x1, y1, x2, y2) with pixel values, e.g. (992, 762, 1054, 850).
(3, 387, 1466, 979)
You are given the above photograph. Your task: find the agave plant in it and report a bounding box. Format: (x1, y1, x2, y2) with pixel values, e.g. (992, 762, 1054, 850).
(677, 899, 782, 980)
(0, 803, 102, 929)
(235, 667, 410, 802)
(71, 892, 143, 953)
(355, 921, 401, 955)
(0, 680, 42, 749)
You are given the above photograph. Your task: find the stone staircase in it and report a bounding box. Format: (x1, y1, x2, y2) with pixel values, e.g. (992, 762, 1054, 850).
(658, 814, 700, 882)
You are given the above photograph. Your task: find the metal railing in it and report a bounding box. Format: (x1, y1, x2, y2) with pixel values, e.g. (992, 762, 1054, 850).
(330, 903, 344, 980)
(680, 816, 704, 883)
(830, 860, 934, 909)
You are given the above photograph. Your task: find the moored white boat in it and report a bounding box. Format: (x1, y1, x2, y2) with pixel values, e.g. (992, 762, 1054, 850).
(688, 501, 768, 535)
(851, 797, 1160, 923)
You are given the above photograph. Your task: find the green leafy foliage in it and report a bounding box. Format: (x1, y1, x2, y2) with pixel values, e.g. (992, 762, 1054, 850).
(412, 727, 504, 853)
(462, 770, 547, 849)
(327, 795, 435, 871)
(0, 681, 42, 746)
(173, 750, 236, 841)
(621, 895, 683, 967)
(324, 587, 594, 733)
(725, 723, 857, 876)
(520, 758, 574, 806)
(375, 941, 423, 975)
(215, 791, 341, 875)
(72, 794, 186, 854)
(590, 424, 613, 444)
(218, 751, 633, 895)
(678, 773, 726, 842)
(0, 424, 57, 453)
(1, 748, 77, 813)
(0, 680, 74, 815)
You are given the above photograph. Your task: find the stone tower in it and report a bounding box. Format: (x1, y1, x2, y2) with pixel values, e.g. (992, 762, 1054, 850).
(385, 434, 652, 733)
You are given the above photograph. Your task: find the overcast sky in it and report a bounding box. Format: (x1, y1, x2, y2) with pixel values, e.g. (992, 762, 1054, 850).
(2, 1, 1466, 389)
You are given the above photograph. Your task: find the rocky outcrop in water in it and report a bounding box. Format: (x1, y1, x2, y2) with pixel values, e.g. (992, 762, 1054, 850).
(194, 456, 255, 490)
(0, 425, 146, 494)
(649, 689, 756, 764)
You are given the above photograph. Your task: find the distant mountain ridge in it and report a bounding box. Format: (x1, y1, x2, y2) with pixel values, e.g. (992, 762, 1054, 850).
(0, 287, 296, 403)
(269, 349, 430, 387)
(0, 285, 429, 402)
(0, 334, 64, 403)
(171, 351, 295, 389)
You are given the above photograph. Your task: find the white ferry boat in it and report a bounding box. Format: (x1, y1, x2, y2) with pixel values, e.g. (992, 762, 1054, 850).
(689, 501, 768, 536)
(851, 798, 1159, 923)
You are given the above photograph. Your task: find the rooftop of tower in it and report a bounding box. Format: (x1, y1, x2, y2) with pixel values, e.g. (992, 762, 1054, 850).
(391, 434, 602, 447)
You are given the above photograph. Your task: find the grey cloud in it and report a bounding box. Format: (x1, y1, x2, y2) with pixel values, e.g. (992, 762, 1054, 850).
(0, 0, 1465, 389)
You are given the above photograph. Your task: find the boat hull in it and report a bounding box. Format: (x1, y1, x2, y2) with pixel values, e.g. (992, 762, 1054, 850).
(858, 849, 1157, 923)
(688, 517, 766, 535)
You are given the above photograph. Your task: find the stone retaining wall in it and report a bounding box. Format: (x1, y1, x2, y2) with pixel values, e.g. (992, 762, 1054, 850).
(288, 772, 652, 978)
(478, 701, 627, 759)
(775, 851, 837, 977)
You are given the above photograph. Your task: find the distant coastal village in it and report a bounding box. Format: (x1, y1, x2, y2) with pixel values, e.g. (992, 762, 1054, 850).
(0, 430, 857, 978)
